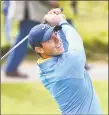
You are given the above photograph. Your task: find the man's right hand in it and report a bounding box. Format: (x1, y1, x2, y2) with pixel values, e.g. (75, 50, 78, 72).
(43, 8, 66, 26)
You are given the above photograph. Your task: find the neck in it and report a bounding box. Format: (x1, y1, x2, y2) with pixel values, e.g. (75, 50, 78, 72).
(40, 53, 52, 59)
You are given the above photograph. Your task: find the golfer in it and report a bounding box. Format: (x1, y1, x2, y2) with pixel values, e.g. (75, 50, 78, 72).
(28, 8, 102, 114)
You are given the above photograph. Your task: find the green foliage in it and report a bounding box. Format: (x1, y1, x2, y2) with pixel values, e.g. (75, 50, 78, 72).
(73, 1, 108, 60)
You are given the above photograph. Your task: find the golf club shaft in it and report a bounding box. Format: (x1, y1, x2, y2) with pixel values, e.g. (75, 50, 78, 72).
(1, 35, 29, 60)
(1, 19, 46, 61)
(1, 8, 63, 61)
(1, 20, 45, 61)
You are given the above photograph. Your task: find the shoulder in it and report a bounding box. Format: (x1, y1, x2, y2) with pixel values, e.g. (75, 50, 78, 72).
(59, 48, 85, 62)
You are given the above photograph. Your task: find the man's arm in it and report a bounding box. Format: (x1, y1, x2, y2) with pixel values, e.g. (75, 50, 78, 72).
(43, 8, 84, 51)
(58, 20, 84, 51)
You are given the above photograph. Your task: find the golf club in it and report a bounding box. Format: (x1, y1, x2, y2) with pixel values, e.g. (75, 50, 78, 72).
(1, 8, 63, 61)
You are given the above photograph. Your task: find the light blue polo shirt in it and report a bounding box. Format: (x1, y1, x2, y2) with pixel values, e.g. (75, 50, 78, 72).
(38, 20, 102, 114)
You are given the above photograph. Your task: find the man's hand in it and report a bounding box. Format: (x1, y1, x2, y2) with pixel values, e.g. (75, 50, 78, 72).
(48, 8, 62, 15)
(43, 8, 66, 26)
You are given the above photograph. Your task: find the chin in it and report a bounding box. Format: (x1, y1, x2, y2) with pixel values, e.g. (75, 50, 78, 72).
(49, 48, 65, 56)
(50, 52, 63, 56)
(59, 48, 65, 54)
(55, 49, 64, 56)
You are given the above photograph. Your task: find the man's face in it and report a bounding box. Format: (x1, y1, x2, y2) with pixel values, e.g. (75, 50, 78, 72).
(40, 32, 64, 56)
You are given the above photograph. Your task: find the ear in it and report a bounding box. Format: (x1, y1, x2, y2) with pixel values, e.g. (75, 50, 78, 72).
(34, 47, 44, 54)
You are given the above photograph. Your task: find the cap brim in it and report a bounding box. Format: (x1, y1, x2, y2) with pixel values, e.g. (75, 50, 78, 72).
(42, 27, 54, 42)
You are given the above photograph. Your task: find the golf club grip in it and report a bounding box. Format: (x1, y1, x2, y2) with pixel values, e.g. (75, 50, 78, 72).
(42, 8, 63, 24)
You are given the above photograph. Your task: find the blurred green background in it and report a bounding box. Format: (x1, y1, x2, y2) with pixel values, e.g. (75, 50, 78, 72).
(1, 81, 108, 114)
(1, 1, 108, 115)
(1, 1, 108, 61)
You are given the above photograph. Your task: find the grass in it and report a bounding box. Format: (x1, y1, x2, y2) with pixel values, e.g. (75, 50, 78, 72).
(1, 82, 60, 114)
(1, 80, 108, 114)
(92, 80, 108, 114)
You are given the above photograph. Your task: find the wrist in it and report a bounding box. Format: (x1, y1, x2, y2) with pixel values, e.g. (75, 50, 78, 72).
(50, 18, 66, 27)
(58, 19, 68, 26)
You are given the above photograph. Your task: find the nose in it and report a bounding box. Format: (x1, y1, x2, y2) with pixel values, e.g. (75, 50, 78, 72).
(53, 32, 62, 43)
(55, 36, 60, 44)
